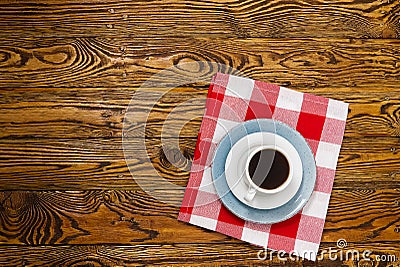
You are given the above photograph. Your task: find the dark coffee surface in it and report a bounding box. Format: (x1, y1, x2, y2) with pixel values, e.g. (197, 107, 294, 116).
(248, 149, 290, 190)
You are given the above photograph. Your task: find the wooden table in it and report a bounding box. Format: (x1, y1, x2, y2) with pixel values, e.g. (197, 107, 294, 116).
(0, 0, 399, 266)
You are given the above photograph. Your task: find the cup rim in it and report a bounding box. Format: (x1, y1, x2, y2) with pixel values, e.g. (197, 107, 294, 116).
(244, 144, 293, 194)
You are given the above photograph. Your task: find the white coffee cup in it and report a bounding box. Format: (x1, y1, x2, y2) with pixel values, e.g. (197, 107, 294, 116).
(243, 145, 294, 202)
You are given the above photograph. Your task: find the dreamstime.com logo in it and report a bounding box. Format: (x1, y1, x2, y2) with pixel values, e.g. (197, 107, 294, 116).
(257, 239, 398, 262)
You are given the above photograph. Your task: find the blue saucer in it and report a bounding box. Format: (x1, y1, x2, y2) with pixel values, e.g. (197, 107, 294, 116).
(211, 119, 316, 224)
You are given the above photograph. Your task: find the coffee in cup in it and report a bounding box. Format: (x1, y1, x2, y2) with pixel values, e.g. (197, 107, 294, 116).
(244, 145, 293, 202)
(248, 149, 290, 190)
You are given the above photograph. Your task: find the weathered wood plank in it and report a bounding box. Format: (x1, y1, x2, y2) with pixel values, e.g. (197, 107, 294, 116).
(0, 38, 400, 89)
(0, 0, 399, 39)
(0, 242, 399, 266)
(1, 88, 400, 139)
(0, 137, 399, 190)
(0, 190, 398, 245)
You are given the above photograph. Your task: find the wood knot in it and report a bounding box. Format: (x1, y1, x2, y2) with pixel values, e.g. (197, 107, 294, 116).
(68, 260, 104, 267)
(160, 146, 191, 171)
(33, 46, 72, 65)
(0, 50, 11, 64)
(0, 192, 35, 215)
(102, 190, 118, 204)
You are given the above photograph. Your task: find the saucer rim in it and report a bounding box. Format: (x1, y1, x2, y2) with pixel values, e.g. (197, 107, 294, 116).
(224, 131, 303, 209)
(211, 118, 317, 224)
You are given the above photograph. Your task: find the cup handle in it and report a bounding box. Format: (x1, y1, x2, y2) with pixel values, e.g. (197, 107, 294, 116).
(244, 186, 257, 202)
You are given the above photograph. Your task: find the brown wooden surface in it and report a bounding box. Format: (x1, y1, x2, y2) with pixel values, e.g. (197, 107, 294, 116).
(0, 0, 400, 39)
(1, 0, 400, 266)
(1, 37, 400, 89)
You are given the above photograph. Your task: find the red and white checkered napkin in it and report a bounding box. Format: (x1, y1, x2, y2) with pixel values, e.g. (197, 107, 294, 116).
(178, 73, 348, 260)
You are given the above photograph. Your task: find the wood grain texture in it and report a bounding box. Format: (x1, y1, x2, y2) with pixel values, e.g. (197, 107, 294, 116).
(1, 0, 400, 264)
(0, 243, 399, 266)
(0, 137, 399, 190)
(0, 0, 400, 39)
(1, 38, 400, 89)
(1, 86, 399, 190)
(0, 190, 398, 246)
(1, 88, 400, 140)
